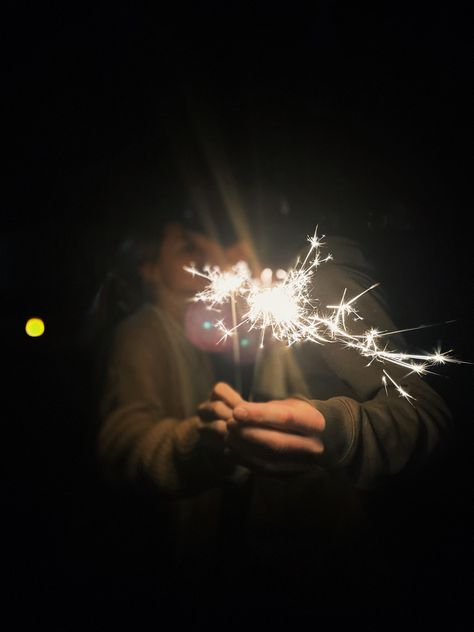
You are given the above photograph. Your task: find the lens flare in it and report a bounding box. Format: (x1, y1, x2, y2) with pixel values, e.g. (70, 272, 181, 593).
(25, 317, 45, 337)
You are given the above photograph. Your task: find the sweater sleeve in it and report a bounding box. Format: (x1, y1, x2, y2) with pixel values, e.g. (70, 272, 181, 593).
(97, 318, 233, 497)
(299, 237, 453, 490)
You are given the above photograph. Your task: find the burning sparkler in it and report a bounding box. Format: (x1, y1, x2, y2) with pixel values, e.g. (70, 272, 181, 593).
(184, 260, 252, 391)
(184, 261, 251, 309)
(185, 228, 464, 402)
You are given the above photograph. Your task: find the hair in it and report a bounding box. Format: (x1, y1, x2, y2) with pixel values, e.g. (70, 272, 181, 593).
(89, 215, 191, 329)
(85, 227, 161, 339)
(81, 218, 185, 414)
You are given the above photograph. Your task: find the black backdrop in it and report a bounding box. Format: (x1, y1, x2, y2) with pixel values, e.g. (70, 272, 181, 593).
(4, 4, 473, 629)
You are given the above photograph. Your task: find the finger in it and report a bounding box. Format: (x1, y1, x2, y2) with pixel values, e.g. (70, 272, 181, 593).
(200, 420, 228, 441)
(203, 419, 228, 436)
(228, 425, 324, 457)
(232, 400, 324, 435)
(198, 400, 234, 421)
(211, 382, 244, 408)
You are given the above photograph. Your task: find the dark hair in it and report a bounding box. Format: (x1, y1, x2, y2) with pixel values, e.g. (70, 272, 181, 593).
(108, 232, 163, 312)
(83, 222, 167, 345)
(83, 202, 212, 337)
(81, 220, 176, 412)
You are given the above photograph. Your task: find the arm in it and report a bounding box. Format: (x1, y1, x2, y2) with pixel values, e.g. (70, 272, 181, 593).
(97, 317, 233, 497)
(307, 240, 452, 488)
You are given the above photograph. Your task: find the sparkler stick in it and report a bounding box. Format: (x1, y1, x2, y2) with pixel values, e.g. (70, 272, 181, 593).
(230, 290, 242, 393)
(247, 343, 264, 403)
(184, 261, 250, 391)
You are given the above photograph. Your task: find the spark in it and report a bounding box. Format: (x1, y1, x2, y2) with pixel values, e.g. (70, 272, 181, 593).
(184, 260, 251, 309)
(383, 370, 416, 404)
(185, 229, 464, 401)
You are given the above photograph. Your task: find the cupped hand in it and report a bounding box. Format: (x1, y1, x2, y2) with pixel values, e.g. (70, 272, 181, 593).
(227, 398, 326, 473)
(196, 382, 244, 455)
(197, 381, 244, 421)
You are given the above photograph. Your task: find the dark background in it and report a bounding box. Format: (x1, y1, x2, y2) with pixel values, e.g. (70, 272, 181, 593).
(4, 3, 473, 629)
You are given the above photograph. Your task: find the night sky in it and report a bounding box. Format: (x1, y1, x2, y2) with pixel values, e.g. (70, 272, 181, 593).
(5, 4, 474, 628)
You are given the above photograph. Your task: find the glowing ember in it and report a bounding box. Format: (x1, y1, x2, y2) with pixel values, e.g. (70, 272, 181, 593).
(184, 261, 251, 309)
(185, 228, 465, 401)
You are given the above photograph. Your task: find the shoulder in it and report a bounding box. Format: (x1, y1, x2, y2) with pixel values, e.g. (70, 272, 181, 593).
(322, 235, 374, 275)
(309, 234, 391, 312)
(311, 234, 377, 291)
(113, 305, 164, 355)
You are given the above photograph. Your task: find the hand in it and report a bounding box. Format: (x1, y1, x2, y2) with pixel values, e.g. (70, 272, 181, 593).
(197, 381, 244, 422)
(196, 382, 244, 455)
(227, 398, 326, 474)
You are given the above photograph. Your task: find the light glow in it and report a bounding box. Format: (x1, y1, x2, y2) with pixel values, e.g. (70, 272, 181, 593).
(25, 317, 45, 337)
(185, 228, 465, 401)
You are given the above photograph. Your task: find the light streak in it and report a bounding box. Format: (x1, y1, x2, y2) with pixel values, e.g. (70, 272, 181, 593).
(184, 260, 251, 309)
(185, 228, 464, 401)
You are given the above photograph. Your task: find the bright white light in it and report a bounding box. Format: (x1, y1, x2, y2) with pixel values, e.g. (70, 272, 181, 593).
(185, 228, 463, 401)
(260, 268, 273, 285)
(184, 260, 251, 308)
(249, 285, 299, 325)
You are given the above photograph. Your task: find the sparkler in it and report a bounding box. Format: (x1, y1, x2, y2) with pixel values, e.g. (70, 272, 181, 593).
(185, 229, 464, 402)
(184, 261, 252, 392)
(184, 261, 251, 310)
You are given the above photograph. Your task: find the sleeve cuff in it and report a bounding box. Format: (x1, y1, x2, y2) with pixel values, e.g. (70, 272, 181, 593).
(174, 417, 202, 458)
(312, 397, 358, 468)
(288, 394, 358, 468)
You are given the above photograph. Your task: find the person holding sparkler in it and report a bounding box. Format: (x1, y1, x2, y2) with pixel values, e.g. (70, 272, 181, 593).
(94, 212, 309, 586)
(93, 209, 454, 616)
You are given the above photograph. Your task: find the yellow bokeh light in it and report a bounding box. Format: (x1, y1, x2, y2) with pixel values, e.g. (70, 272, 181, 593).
(25, 317, 45, 337)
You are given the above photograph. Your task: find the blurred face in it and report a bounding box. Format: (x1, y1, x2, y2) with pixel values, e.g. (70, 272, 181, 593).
(145, 223, 225, 298)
